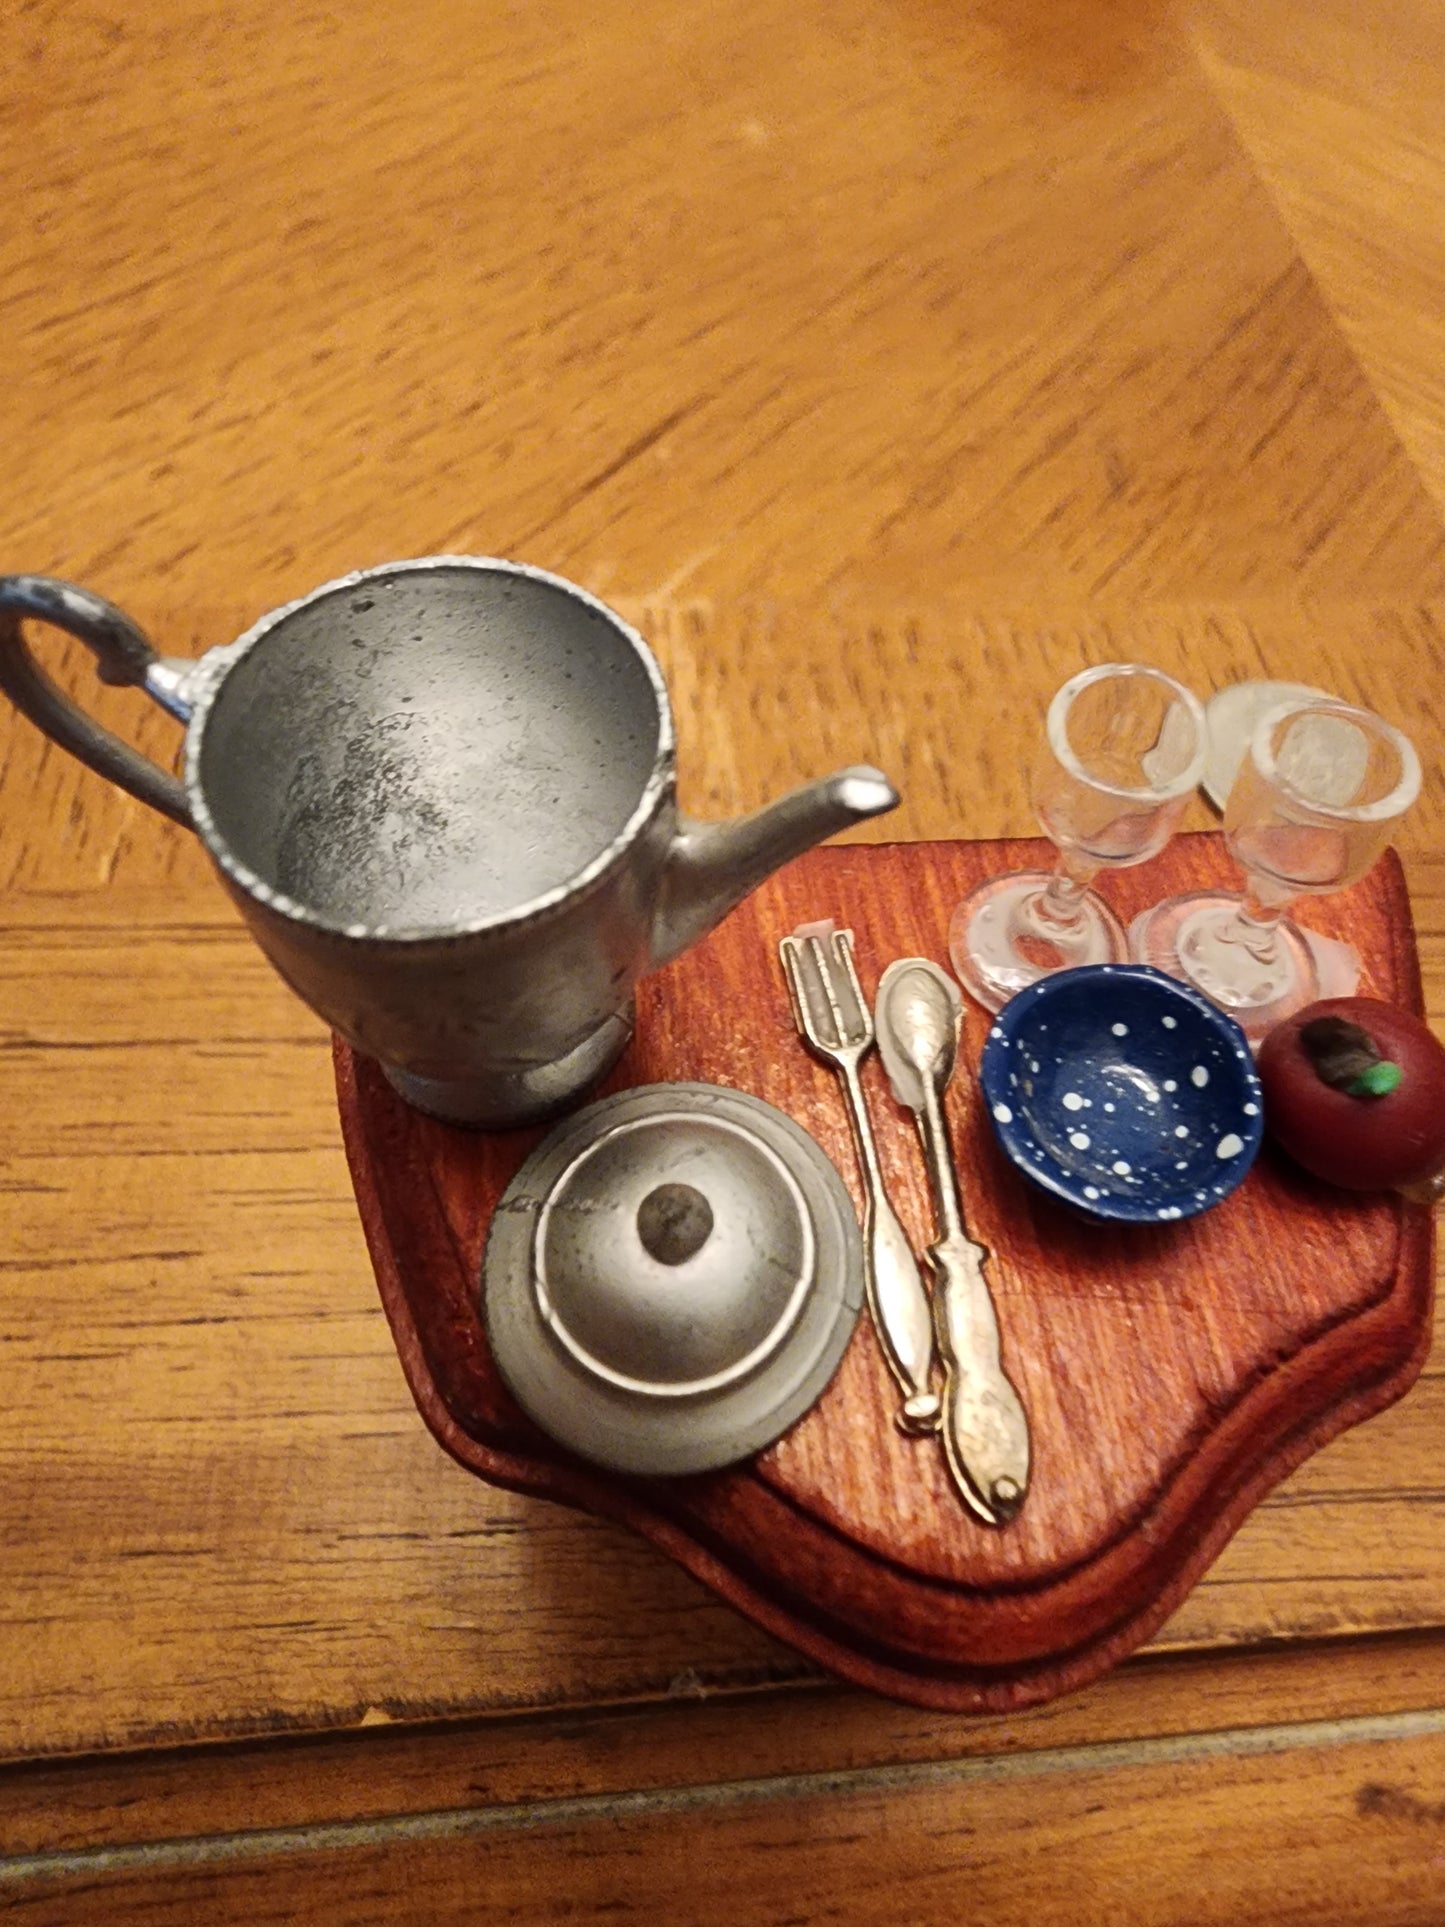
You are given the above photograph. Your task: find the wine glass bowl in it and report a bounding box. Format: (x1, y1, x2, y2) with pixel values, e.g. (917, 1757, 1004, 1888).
(1130, 698, 1421, 1042)
(949, 663, 1208, 1013)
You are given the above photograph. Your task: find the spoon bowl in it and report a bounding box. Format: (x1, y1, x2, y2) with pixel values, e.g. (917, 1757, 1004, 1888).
(877, 960, 961, 1113)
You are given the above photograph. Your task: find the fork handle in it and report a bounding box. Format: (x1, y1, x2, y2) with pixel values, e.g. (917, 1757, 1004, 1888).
(870, 1201, 942, 1433)
(839, 1062, 939, 1433)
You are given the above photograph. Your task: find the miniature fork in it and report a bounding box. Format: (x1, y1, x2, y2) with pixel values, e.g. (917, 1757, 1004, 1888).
(779, 923, 940, 1434)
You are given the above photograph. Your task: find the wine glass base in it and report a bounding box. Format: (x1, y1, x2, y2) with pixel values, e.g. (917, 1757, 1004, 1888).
(948, 872, 1129, 1014)
(1129, 892, 1321, 1044)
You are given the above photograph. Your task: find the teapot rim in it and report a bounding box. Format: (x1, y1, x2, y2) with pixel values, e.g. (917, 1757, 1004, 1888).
(181, 555, 678, 947)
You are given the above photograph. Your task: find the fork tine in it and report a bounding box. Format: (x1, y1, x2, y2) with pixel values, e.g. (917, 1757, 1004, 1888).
(780, 926, 874, 1055)
(809, 934, 851, 1046)
(831, 929, 873, 1046)
(810, 930, 869, 1047)
(781, 932, 845, 1052)
(780, 936, 836, 1049)
(778, 937, 813, 1040)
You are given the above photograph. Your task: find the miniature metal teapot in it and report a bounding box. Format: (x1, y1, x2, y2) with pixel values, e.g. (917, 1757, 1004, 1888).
(0, 558, 896, 1124)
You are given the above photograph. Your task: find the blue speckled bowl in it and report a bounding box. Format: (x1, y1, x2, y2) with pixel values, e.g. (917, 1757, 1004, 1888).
(978, 965, 1263, 1223)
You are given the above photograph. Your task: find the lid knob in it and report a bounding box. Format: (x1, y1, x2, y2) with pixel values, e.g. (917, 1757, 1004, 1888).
(636, 1182, 714, 1265)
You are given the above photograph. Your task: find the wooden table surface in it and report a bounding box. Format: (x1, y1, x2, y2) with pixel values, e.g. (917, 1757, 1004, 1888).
(4, 0, 1445, 1918)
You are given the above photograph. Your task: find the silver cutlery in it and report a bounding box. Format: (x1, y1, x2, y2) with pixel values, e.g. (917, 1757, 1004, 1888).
(875, 957, 1031, 1525)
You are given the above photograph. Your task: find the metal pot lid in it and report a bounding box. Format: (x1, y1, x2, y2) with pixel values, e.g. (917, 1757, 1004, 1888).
(482, 1083, 864, 1476)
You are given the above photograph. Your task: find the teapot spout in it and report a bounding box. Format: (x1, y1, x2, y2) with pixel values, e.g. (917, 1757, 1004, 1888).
(651, 766, 898, 967)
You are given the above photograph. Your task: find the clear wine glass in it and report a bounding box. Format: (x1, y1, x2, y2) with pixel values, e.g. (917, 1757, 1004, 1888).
(1130, 697, 1421, 1043)
(949, 663, 1207, 1013)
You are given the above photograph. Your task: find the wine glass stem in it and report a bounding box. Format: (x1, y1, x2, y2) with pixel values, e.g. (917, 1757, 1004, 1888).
(1034, 858, 1097, 936)
(1226, 888, 1286, 966)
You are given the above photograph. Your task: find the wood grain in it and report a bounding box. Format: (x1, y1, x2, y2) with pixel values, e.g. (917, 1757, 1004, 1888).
(9, 1714, 1445, 1924)
(5, 0, 1444, 624)
(5, 1633, 1445, 1860)
(4, 0, 1445, 1909)
(1195, 0, 1445, 512)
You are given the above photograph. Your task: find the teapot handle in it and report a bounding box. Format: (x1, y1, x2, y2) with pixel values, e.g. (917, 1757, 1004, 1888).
(0, 575, 195, 827)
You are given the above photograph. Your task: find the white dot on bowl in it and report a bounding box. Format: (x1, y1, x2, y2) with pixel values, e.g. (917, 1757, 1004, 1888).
(1162, 1015, 1177, 1029)
(1063, 1092, 1085, 1111)
(1104, 1102, 1116, 1114)
(1069, 1131, 1091, 1150)
(1191, 1066, 1209, 1088)
(1029, 1059, 1041, 1074)
(1112, 1160, 1132, 1176)
(1175, 1125, 1189, 1139)
(1084, 1185, 1100, 1200)
(991, 1027, 1006, 1041)
(1111, 1022, 1128, 1037)
(1157, 1206, 1182, 1220)
(1217, 1133, 1244, 1159)
(1175, 1160, 1188, 1171)
(1144, 1088, 1159, 1102)
(993, 1103, 1013, 1124)
(1243, 1102, 1259, 1116)
(1163, 1079, 1178, 1093)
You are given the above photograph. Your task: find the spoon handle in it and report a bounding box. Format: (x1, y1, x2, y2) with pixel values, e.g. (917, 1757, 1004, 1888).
(928, 1233, 1031, 1524)
(916, 1077, 1031, 1525)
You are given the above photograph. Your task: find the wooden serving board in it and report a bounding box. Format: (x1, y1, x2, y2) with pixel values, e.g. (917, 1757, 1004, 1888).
(334, 833, 1434, 1711)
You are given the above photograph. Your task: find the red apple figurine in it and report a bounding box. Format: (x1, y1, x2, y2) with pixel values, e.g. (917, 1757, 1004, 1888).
(1258, 997, 1445, 1193)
